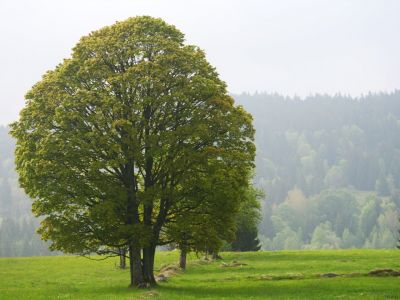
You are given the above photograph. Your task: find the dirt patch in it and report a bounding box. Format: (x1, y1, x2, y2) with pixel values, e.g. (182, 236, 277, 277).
(220, 261, 248, 268)
(368, 269, 400, 276)
(258, 273, 305, 280)
(320, 273, 340, 278)
(342, 272, 363, 277)
(154, 274, 168, 282)
(190, 259, 213, 266)
(155, 259, 212, 283)
(258, 275, 273, 280)
(273, 273, 304, 280)
(159, 264, 180, 274)
(155, 264, 181, 282)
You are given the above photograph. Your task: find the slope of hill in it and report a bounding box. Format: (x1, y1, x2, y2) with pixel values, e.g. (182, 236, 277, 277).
(235, 91, 400, 249)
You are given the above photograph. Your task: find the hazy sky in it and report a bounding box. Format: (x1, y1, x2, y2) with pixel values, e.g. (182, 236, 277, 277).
(1, 0, 399, 125)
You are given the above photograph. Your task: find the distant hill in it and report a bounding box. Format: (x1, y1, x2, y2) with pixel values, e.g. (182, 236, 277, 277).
(235, 91, 400, 249)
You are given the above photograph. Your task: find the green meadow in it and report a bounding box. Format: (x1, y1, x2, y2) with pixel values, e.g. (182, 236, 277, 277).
(1, 250, 400, 299)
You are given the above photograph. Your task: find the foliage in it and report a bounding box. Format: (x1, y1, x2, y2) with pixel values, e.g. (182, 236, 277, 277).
(10, 16, 255, 285)
(261, 188, 399, 250)
(230, 186, 262, 251)
(235, 92, 400, 250)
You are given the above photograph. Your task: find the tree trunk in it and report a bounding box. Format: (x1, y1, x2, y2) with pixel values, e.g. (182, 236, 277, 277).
(179, 248, 187, 270)
(142, 245, 156, 285)
(212, 250, 222, 260)
(129, 245, 144, 287)
(119, 248, 126, 269)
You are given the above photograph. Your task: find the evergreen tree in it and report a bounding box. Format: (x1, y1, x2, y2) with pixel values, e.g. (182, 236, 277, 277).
(231, 186, 262, 251)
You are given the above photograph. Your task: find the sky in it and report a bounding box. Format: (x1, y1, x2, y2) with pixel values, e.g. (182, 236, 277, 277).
(1, 0, 399, 125)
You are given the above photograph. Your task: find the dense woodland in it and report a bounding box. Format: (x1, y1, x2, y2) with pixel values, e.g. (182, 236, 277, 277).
(1, 91, 400, 256)
(236, 91, 400, 250)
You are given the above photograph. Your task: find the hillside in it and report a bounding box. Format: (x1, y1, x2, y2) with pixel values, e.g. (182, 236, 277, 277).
(1, 250, 400, 299)
(235, 91, 400, 250)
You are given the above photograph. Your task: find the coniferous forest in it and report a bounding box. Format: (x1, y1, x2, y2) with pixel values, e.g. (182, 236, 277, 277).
(1, 91, 400, 256)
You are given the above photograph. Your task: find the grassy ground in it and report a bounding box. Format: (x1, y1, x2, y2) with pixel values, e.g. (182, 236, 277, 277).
(1, 250, 400, 299)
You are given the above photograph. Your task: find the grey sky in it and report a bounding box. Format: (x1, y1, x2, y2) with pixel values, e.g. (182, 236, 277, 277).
(1, 0, 399, 125)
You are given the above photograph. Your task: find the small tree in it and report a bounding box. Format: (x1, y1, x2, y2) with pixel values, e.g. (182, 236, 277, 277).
(231, 186, 262, 251)
(166, 160, 249, 268)
(397, 217, 400, 249)
(11, 16, 255, 287)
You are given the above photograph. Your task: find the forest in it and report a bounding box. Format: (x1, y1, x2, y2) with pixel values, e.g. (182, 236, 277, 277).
(1, 91, 400, 256)
(236, 91, 400, 250)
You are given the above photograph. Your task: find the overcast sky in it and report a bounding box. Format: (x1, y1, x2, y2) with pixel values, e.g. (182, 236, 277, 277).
(1, 0, 399, 125)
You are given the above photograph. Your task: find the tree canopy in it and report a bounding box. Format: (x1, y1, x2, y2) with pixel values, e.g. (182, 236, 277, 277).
(10, 16, 255, 287)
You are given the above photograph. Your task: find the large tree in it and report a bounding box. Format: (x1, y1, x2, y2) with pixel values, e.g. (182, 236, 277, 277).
(11, 16, 255, 287)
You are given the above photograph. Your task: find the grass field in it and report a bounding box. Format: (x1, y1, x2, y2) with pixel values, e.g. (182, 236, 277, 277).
(1, 250, 400, 299)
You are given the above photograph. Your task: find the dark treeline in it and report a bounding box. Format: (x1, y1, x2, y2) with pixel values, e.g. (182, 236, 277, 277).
(1, 91, 400, 256)
(235, 91, 400, 249)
